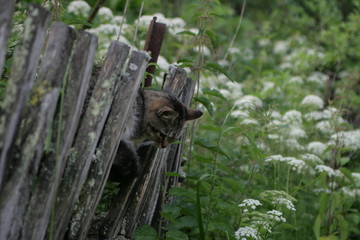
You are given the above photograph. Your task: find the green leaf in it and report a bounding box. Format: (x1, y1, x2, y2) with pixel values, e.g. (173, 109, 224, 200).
(339, 167, 356, 186)
(204, 62, 233, 82)
(176, 30, 197, 36)
(199, 125, 221, 133)
(205, 30, 219, 49)
(314, 214, 322, 239)
(173, 216, 197, 229)
(161, 205, 181, 222)
(336, 214, 349, 240)
(193, 96, 213, 116)
(133, 225, 159, 240)
(166, 230, 189, 240)
(202, 87, 227, 101)
(196, 180, 205, 240)
(339, 157, 350, 166)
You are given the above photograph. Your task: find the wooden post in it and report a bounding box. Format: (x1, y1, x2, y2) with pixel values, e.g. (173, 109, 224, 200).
(0, 4, 51, 191)
(67, 49, 150, 240)
(143, 17, 166, 87)
(48, 41, 131, 240)
(20, 30, 98, 240)
(0, 0, 15, 77)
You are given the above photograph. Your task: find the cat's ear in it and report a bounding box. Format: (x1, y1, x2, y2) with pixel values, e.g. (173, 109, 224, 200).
(158, 106, 179, 121)
(186, 108, 203, 121)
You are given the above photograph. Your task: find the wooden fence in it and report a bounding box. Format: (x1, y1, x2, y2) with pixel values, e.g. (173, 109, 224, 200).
(0, 3, 196, 240)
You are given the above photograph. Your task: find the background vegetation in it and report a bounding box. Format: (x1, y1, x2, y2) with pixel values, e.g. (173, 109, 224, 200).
(2, 0, 360, 239)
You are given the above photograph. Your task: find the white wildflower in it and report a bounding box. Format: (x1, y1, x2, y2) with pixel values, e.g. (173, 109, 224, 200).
(288, 76, 304, 84)
(265, 155, 305, 170)
(352, 173, 360, 186)
(251, 221, 272, 233)
(301, 95, 324, 109)
(313, 188, 332, 194)
(267, 210, 286, 222)
(289, 127, 307, 139)
(285, 138, 305, 151)
(241, 118, 260, 126)
(271, 198, 296, 211)
(98, 7, 113, 21)
(273, 40, 289, 54)
(304, 111, 324, 121)
(239, 199, 262, 210)
(112, 16, 126, 25)
(300, 154, 323, 165)
(283, 110, 302, 126)
(341, 187, 360, 198)
(231, 110, 250, 118)
(315, 165, 335, 177)
(268, 134, 280, 140)
(236, 95, 262, 110)
(316, 121, 334, 134)
(67, 0, 90, 17)
(235, 227, 260, 240)
(279, 62, 293, 70)
(229, 47, 241, 55)
(267, 110, 282, 119)
(267, 120, 285, 129)
(285, 157, 306, 171)
(261, 81, 275, 94)
(330, 130, 360, 150)
(258, 38, 271, 47)
(307, 141, 327, 156)
(156, 55, 170, 71)
(224, 81, 244, 99)
(265, 155, 286, 162)
(193, 46, 211, 56)
(307, 72, 328, 86)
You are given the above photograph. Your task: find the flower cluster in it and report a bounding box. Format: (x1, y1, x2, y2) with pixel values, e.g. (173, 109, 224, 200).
(264, 155, 305, 171)
(267, 210, 286, 222)
(235, 227, 260, 240)
(271, 198, 296, 211)
(301, 95, 324, 109)
(239, 199, 262, 212)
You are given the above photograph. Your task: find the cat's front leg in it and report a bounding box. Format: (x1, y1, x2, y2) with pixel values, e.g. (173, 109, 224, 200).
(109, 139, 140, 182)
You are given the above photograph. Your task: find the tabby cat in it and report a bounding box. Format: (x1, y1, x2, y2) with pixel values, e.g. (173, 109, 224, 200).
(109, 89, 202, 181)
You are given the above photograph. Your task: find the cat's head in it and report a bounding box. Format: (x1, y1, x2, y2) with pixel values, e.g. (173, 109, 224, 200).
(143, 90, 202, 148)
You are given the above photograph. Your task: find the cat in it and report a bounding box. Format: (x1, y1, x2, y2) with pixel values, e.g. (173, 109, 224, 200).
(109, 89, 202, 182)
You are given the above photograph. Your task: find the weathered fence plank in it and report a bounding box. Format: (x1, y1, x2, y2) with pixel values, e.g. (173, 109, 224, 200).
(0, 20, 76, 240)
(20, 31, 98, 240)
(100, 66, 196, 238)
(48, 41, 132, 240)
(0, 0, 15, 77)
(67, 49, 149, 240)
(151, 67, 196, 233)
(0, 4, 51, 190)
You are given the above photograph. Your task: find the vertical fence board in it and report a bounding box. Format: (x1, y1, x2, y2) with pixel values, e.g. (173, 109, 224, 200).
(151, 66, 196, 233)
(0, 0, 15, 77)
(20, 31, 98, 240)
(49, 41, 131, 240)
(0, 4, 51, 190)
(0, 20, 76, 240)
(68, 49, 150, 240)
